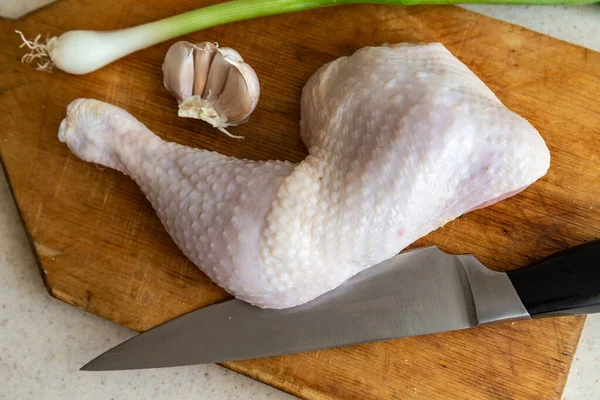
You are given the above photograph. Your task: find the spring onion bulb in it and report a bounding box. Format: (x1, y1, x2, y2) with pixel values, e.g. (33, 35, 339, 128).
(17, 0, 598, 75)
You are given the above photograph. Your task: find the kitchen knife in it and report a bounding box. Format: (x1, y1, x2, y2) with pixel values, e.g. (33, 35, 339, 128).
(82, 240, 600, 371)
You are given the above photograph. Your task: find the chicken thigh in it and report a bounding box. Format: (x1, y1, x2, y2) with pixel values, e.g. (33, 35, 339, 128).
(58, 43, 550, 309)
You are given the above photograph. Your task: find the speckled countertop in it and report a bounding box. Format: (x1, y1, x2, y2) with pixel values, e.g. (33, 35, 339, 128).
(1, 3, 599, 399)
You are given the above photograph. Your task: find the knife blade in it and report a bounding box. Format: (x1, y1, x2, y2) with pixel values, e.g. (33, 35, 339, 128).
(81, 240, 600, 371)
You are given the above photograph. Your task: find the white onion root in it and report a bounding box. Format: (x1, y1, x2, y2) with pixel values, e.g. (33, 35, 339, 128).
(16, 30, 55, 72)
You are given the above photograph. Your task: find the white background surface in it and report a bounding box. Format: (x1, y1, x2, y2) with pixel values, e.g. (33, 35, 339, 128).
(1, 2, 599, 399)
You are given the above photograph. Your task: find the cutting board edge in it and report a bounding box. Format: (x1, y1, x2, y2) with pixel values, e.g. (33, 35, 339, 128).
(0, 154, 55, 296)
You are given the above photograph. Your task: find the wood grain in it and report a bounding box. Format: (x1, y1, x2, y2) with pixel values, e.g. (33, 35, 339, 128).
(1, 1, 598, 399)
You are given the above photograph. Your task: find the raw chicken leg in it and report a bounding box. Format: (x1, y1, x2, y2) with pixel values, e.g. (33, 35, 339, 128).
(58, 43, 550, 309)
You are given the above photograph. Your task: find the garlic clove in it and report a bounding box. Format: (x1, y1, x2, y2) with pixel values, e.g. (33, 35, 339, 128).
(235, 62, 260, 104)
(217, 67, 254, 124)
(203, 50, 231, 102)
(162, 41, 260, 137)
(192, 42, 217, 96)
(216, 48, 260, 125)
(162, 41, 195, 103)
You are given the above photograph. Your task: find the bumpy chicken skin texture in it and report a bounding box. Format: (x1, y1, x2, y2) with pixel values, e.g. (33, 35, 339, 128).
(58, 43, 550, 309)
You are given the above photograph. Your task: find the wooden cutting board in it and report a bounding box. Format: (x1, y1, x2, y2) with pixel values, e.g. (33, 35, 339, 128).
(1, 1, 599, 398)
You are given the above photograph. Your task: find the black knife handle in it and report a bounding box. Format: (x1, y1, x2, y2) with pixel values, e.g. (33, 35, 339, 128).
(507, 240, 600, 318)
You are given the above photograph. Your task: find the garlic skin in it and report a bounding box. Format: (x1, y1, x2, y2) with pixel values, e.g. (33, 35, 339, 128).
(162, 41, 260, 138)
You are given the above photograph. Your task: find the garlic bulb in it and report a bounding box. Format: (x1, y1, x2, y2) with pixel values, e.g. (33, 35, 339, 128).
(162, 41, 260, 138)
